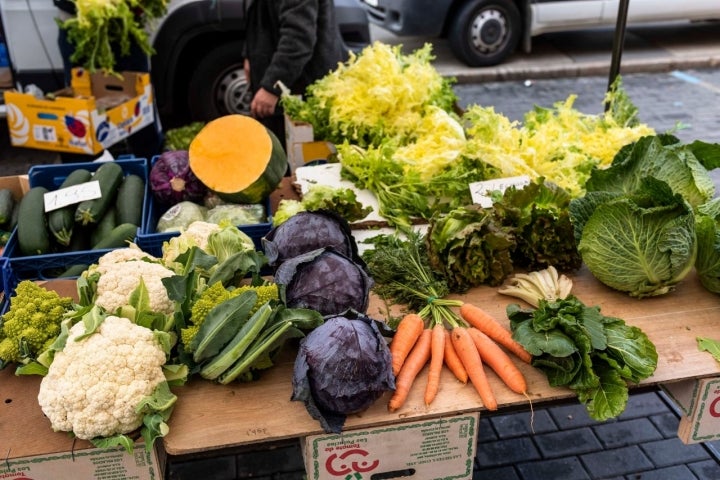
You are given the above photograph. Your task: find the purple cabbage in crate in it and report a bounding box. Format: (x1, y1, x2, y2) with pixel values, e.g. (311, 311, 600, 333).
(274, 248, 372, 316)
(291, 310, 395, 433)
(262, 210, 362, 267)
(150, 150, 208, 206)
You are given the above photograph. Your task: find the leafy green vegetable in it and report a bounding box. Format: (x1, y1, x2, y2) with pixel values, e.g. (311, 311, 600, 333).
(695, 198, 720, 294)
(272, 185, 372, 226)
(282, 42, 457, 148)
(585, 134, 717, 208)
(426, 204, 515, 290)
(462, 78, 655, 198)
(164, 122, 206, 151)
(493, 179, 582, 272)
(508, 296, 658, 421)
(59, 0, 168, 75)
(569, 177, 697, 298)
(697, 337, 720, 362)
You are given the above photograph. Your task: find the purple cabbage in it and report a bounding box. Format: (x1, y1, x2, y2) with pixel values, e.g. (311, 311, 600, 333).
(150, 150, 208, 206)
(291, 310, 395, 433)
(262, 211, 362, 267)
(274, 248, 372, 316)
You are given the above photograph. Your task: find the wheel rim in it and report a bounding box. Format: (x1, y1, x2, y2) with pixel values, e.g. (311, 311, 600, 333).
(469, 8, 508, 54)
(215, 65, 252, 116)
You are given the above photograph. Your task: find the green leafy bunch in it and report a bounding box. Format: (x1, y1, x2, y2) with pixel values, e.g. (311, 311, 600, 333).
(508, 295, 658, 421)
(59, 0, 169, 74)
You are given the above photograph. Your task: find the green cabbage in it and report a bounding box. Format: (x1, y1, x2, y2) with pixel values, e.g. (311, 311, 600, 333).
(695, 197, 720, 294)
(570, 177, 696, 298)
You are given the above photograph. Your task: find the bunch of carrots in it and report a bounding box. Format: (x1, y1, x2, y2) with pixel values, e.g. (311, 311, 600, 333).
(387, 302, 532, 413)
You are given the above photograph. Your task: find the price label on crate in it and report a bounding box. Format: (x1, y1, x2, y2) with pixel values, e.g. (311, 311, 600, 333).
(43, 180, 101, 212)
(470, 175, 530, 207)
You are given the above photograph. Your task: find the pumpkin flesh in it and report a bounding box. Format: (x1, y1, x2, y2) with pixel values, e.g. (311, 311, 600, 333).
(188, 115, 287, 204)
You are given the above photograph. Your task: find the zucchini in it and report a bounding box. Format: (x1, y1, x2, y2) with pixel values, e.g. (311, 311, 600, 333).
(17, 186, 51, 256)
(58, 263, 90, 278)
(91, 222, 137, 249)
(66, 224, 92, 252)
(74, 162, 124, 225)
(0, 188, 15, 226)
(90, 206, 117, 247)
(115, 174, 145, 226)
(48, 168, 93, 246)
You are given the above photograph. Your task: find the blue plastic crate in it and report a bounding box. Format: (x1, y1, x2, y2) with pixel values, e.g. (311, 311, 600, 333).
(137, 156, 272, 257)
(1, 158, 149, 293)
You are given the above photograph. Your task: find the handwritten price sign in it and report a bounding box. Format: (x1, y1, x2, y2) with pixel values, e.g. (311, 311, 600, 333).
(43, 180, 102, 212)
(469, 175, 530, 207)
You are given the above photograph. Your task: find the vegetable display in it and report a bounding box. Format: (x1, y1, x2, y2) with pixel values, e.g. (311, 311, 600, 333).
(188, 115, 288, 204)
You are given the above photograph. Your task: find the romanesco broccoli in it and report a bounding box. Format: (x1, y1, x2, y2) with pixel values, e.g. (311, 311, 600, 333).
(0, 281, 74, 366)
(180, 282, 279, 350)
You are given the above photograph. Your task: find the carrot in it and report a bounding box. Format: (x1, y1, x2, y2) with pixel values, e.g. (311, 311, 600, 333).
(460, 303, 533, 364)
(390, 313, 425, 376)
(424, 324, 446, 406)
(467, 327, 527, 395)
(443, 329, 468, 384)
(450, 326, 498, 411)
(388, 328, 432, 412)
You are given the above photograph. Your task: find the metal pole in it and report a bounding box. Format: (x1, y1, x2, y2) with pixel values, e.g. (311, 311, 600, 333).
(606, 0, 630, 109)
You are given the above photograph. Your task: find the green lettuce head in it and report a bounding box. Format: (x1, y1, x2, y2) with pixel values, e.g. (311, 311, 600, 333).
(569, 177, 696, 298)
(695, 197, 720, 295)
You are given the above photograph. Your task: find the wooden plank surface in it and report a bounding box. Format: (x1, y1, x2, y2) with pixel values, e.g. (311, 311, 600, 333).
(162, 266, 720, 456)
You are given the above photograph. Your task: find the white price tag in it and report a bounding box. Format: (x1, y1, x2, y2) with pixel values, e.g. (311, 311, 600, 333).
(469, 175, 531, 208)
(43, 180, 102, 212)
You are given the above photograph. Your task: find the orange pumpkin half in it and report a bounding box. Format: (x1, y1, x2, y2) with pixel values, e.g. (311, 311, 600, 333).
(188, 115, 288, 204)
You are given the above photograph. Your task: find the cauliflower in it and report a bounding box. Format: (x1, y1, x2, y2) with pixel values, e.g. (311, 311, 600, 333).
(97, 244, 158, 266)
(0, 281, 74, 367)
(162, 220, 221, 266)
(37, 315, 172, 441)
(93, 260, 176, 315)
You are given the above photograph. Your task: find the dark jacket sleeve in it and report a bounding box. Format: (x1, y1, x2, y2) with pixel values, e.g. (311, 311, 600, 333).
(53, 0, 77, 15)
(258, 0, 318, 95)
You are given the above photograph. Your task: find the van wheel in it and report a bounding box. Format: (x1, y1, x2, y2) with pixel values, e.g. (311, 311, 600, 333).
(448, 0, 521, 67)
(188, 41, 252, 121)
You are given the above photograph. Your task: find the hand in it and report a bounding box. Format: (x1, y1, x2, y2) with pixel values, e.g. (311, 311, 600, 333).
(251, 88, 279, 118)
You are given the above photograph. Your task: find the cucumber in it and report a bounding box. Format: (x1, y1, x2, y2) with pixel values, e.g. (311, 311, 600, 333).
(58, 263, 90, 278)
(91, 222, 137, 249)
(74, 162, 124, 225)
(48, 168, 93, 246)
(115, 174, 145, 226)
(17, 186, 51, 256)
(90, 206, 117, 247)
(0, 188, 15, 226)
(65, 224, 92, 252)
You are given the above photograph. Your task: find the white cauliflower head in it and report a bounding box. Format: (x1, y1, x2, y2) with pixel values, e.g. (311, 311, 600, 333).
(97, 244, 158, 266)
(94, 260, 175, 315)
(161, 220, 222, 267)
(37, 316, 167, 440)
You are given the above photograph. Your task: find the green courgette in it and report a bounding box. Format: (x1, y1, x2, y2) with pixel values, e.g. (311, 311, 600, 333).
(58, 263, 90, 277)
(48, 168, 93, 246)
(17, 186, 51, 256)
(74, 162, 124, 225)
(0, 188, 15, 226)
(191, 289, 258, 363)
(91, 222, 137, 249)
(90, 206, 117, 247)
(200, 302, 273, 380)
(115, 174, 145, 226)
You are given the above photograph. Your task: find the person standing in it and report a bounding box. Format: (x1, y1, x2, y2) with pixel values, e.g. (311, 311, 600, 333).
(242, 0, 348, 147)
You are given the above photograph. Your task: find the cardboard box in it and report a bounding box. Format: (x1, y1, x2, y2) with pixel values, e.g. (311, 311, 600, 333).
(4, 68, 154, 154)
(302, 414, 478, 480)
(0, 174, 30, 202)
(284, 114, 336, 173)
(674, 378, 720, 444)
(661, 379, 701, 417)
(0, 278, 165, 479)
